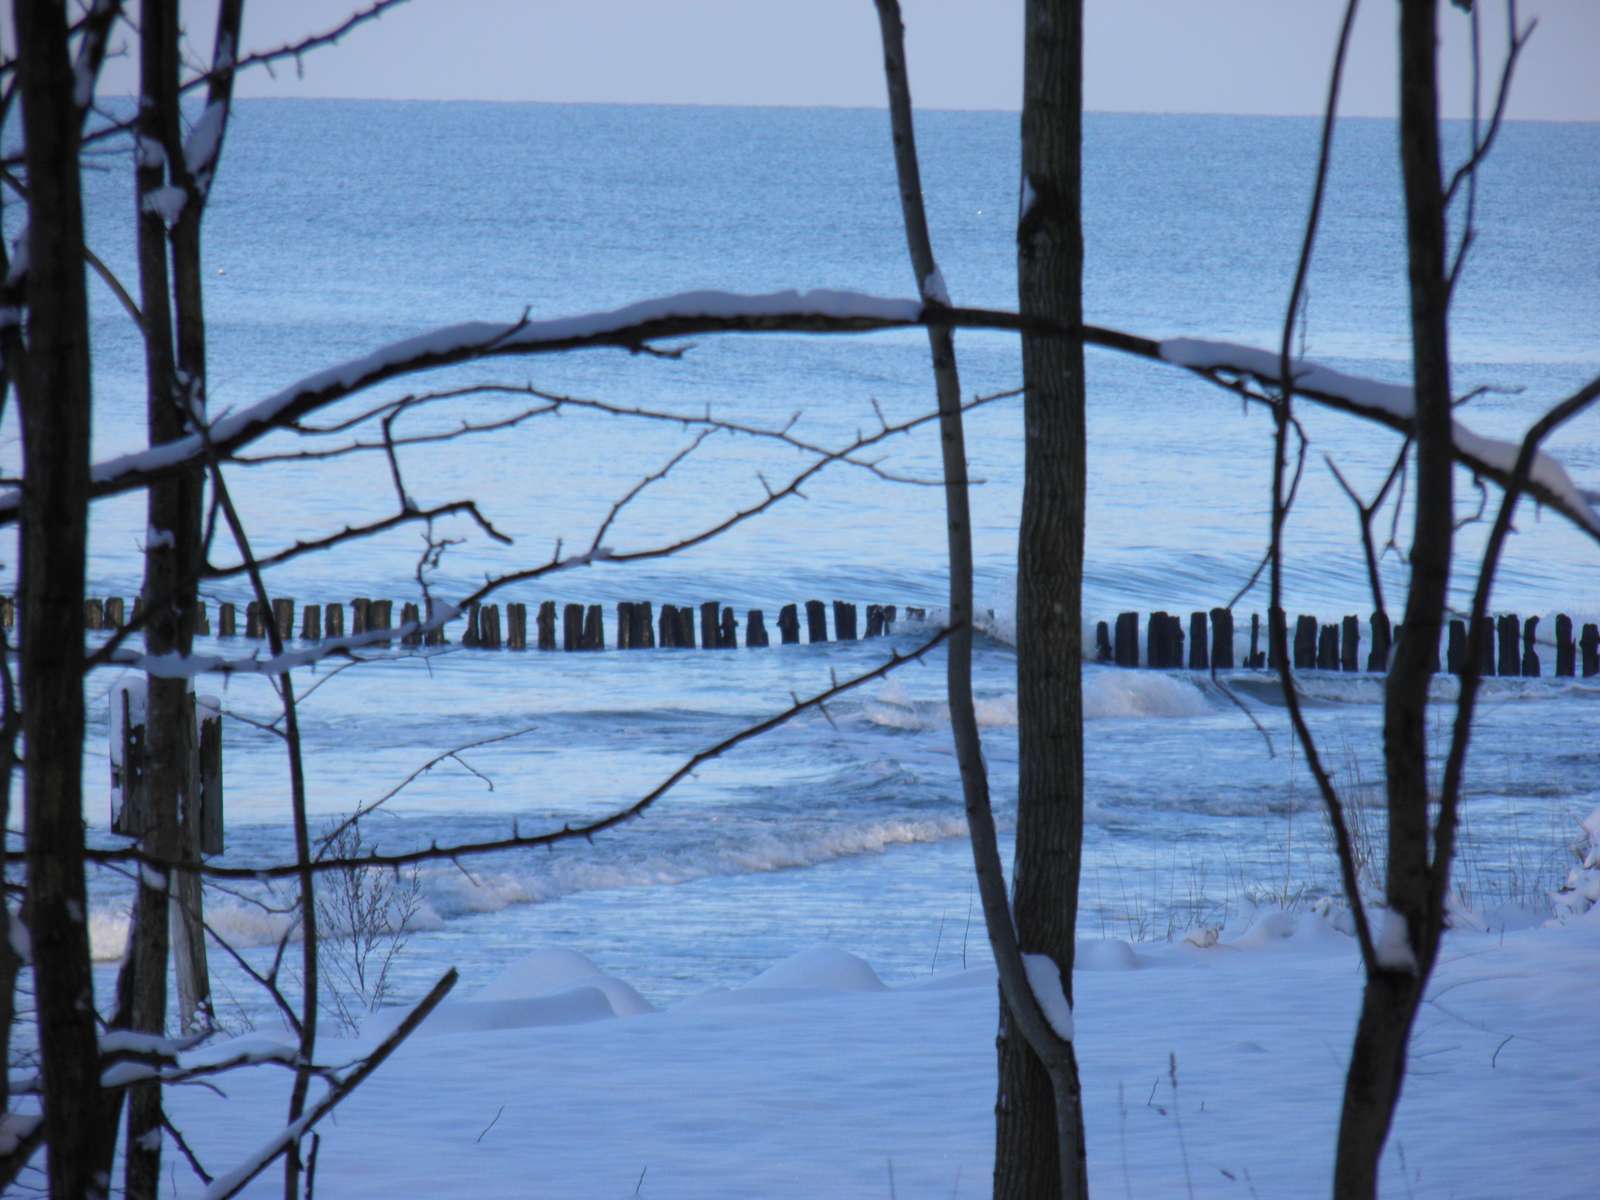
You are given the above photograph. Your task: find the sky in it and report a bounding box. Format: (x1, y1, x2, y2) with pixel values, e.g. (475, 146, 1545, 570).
(34, 0, 1600, 121)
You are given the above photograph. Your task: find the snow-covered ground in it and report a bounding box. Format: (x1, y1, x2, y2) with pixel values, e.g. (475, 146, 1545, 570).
(165, 906, 1599, 1199)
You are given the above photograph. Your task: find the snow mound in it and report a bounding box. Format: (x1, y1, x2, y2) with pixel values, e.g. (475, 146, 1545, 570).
(475, 948, 654, 1017)
(744, 946, 887, 992)
(1076, 939, 1141, 970)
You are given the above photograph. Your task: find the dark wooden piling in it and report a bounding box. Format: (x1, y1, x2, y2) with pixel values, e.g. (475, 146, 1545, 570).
(1095, 621, 1113, 664)
(1447, 619, 1466, 675)
(272, 598, 293, 641)
(462, 602, 481, 648)
(1269, 608, 1287, 671)
(106, 596, 125, 628)
(1248, 612, 1262, 669)
(1340, 615, 1359, 672)
(1114, 612, 1138, 667)
(401, 602, 422, 647)
(699, 601, 720, 650)
(323, 602, 342, 639)
(562, 603, 582, 651)
(371, 600, 394, 646)
(616, 602, 635, 649)
(1472, 616, 1494, 676)
(1188, 611, 1208, 671)
(1496, 613, 1520, 676)
(195, 599, 209, 637)
(1316, 624, 1337, 671)
(634, 602, 654, 649)
(657, 604, 679, 648)
(581, 604, 603, 650)
(866, 605, 885, 638)
(1210, 607, 1234, 669)
(833, 601, 858, 641)
(1581, 623, 1599, 676)
(1555, 614, 1575, 677)
(538, 600, 557, 650)
(85, 598, 103, 630)
(0, 596, 12, 630)
(425, 598, 446, 647)
(718, 607, 737, 648)
(748, 610, 770, 648)
(778, 604, 800, 645)
(1293, 615, 1317, 670)
(507, 602, 527, 650)
(1521, 615, 1540, 677)
(350, 598, 368, 635)
(675, 604, 696, 648)
(906, 607, 926, 622)
(246, 601, 263, 639)
(482, 604, 503, 649)
(302, 603, 322, 642)
(884, 605, 898, 633)
(1146, 611, 1167, 668)
(805, 599, 828, 643)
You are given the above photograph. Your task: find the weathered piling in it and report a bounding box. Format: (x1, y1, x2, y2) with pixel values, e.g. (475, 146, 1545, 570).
(272, 597, 293, 641)
(748, 610, 770, 648)
(106, 596, 126, 628)
(580, 605, 602, 650)
(1341, 615, 1359, 672)
(866, 605, 886, 638)
(778, 604, 800, 645)
(1314, 624, 1335, 671)
(1210, 607, 1233, 669)
(537, 600, 556, 650)
(1268, 608, 1287, 671)
(833, 601, 858, 641)
(1188, 611, 1208, 671)
(195, 600, 209, 637)
(351, 597, 369, 636)
(462, 602, 481, 648)
(805, 600, 828, 643)
(1472, 616, 1494, 676)
(1582, 623, 1600, 676)
(425, 598, 446, 647)
(1114, 611, 1138, 667)
(674, 604, 695, 648)
(1447, 619, 1466, 675)
(1495, 614, 1518, 676)
(699, 602, 719, 650)
(324, 601, 344, 639)
(1247, 612, 1262, 669)
(85, 598, 104, 630)
(245, 601, 263, 639)
(1554, 613, 1574, 676)
(481, 604, 503, 649)
(719, 607, 737, 648)
(1521, 615, 1541, 677)
(302, 603, 322, 642)
(401, 602, 422, 647)
(1095, 621, 1113, 663)
(562, 603, 582, 651)
(507, 602, 527, 651)
(1294, 615, 1318, 671)
(617, 602, 636, 649)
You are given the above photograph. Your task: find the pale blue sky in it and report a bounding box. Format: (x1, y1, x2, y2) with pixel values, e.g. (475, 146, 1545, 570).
(25, 1, 1600, 120)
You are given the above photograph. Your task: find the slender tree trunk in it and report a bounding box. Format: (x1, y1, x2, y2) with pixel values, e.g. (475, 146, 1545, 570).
(1000, 2, 1089, 1197)
(1335, 2, 1454, 1195)
(15, 4, 103, 1194)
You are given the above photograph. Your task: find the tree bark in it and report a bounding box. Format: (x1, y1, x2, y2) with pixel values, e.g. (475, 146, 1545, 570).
(1335, 3, 1454, 1195)
(14, 3, 104, 1194)
(1001, 2, 1089, 1198)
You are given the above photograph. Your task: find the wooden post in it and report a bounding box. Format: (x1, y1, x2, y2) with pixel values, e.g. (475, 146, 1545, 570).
(805, 599, 828, 643)
(1294, 615, 1318, 670)
(833, 601, 858, 641)
(538, 600, 557, 650)
(633, 602, 653, 649)
(370, 599, 393, 646)
(245, 600, 262, 639)
(699, 601, 720, 650)
(324, 601, 344, 639)
(778, 604, 800, 645)
(719, 607, 738, 648)
(1446, 618, 1466, 676)
(1269, 608, 1288, 671)
(301, 603, 322, 641)
(1581, 623, 1600, 676)
(1210, 607, 1234, 670)
(106, 596, 126, 628)
(1521, 615, 1540, 677)
(1496, 613, 1520, 676)
(907, 606, 927, 621)
(617, 602, 635, 649)
(0, 595, 12, 630)
(110, 683, 150, 836)
(865, 605, 885, 638)
(1095, 621, 1112, 663)
(271, 597, 293, 641)
(747, 610, 770, 648)
(1188, 611, 1208, 670)
(1316, 624, 1337, 671)
(424, 598, 445, 647)
(507, 602, 527, 650)
(1472, 615, 1494, 676)
(658, 604, 679, 648)
(1340, 615, 1359, 672)
(1168, 614, 1184, 668)
(481, 604, 502, 649)
(351, 597, 369, 636)
(463, 602, 482, 648)
(676, 605, 696, 648)
(195, 599, 209, 637)
(85, 598, 103, 630)
(1114, 611, 1137, 667)
(581, 604, 603, 650)
(1146, 611, 1168, 668)
(400, 602, 421, 647)
(562, 603, 582, 651)
(1555, 613, 1575, 677)
(1248, 612, 1261, 668)
(883, 605, 897, 633)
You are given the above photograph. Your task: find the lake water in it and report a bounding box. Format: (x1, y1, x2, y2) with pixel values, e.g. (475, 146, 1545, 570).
(8, 100, 1599, 1019)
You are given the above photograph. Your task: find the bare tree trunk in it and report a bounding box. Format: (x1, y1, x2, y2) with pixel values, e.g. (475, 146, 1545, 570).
(1335, 2, 1454, 1195)
(1000, 2, 1090, 1197)
(14, 3, 104, 1194)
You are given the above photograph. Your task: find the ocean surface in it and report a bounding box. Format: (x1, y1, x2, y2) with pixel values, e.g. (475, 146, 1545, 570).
(6, 101, 1599, 1020)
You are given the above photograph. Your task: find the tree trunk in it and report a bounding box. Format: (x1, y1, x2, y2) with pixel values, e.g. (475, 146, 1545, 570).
(1335, 2, 1454, 1195)
(15, 3, 103, 1194)
(1000, 2, 1089, 1198)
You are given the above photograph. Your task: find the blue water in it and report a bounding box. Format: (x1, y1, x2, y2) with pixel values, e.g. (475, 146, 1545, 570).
(6, 102, 1599, 1019)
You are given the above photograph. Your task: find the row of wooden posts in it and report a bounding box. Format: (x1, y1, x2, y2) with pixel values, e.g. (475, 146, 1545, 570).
(1097, 608, 1600, 678)
(61, 595, 924, 651)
